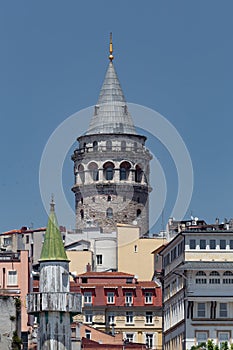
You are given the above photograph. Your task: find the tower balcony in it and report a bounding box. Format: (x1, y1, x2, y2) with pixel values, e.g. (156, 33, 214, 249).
(72, 145, 152, 162)
(27, 292, 82, 314)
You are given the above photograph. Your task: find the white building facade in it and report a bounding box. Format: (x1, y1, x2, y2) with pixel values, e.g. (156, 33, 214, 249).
(160, 227, 233, 350)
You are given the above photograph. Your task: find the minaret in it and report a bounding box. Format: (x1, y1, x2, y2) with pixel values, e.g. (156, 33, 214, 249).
(27, 198, 81, 349)
(72, 34, 152, 235)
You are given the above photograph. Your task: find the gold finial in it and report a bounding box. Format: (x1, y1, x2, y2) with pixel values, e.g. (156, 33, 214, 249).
(50, 194, 55, 212)
(109, 32, 114, 61)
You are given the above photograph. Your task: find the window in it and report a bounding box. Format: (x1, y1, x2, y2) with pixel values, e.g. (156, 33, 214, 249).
(108, 313, 115, 325)
(26, 235, 30, 244)
(78, 164, 85, 183)
(107, 292, 115, 304)
(164, 254, 170, 267)
(93, 141, 98, 152)
(145, 292, 153, 304)
(200, 239, 206, 249)
(84, 292, 92, 304)
(126, 311, 133, 324)
(107, 195, 111, 202)
(85, 312, 93, 324)
(80, 209, 84, 220)
(88, 162, 99, 181)
(196, 332, 208, 345)
(197, 303, 205, 317)
(120, 162, 131, 181)
(85, 330, 91, 339)
(7, 271, 17, 286)
(178, 241, 184, 255)
(230, 240, 233, 249)
(135, 165, 143, 183)
(223, 271, 233, 284)
(209, 239, 216, 249)
(104, 162, 114, 180)
(145, 334, 153, 349)
(189, 239, 196, 249)
(136, 209, 141, 218)
(145, 312, 153, 324)
(220, 239, 226, 249)
(125, 292, 133, 305)
(219, 303, 227, 317)
(3, 237, 12, 246)
(209, 271, 220, 284)
(106, 208, 113, 219)
(96, 254, 103, 265)
(125, 333, 134, 342)
(195, 271, 207, 284)
(171, 247, 177, 261)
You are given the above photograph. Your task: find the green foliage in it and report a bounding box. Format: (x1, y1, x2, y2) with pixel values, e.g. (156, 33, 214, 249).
(11, 330, 22, 350)
(220, 342, 229, 350)
(14, 297, 21, 310)
(214, 346, 220, 350)
(230, 344, 233, 350)
(207, 340, 214, 350)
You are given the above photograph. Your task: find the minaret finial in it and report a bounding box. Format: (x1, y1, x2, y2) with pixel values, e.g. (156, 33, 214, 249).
(50, 194, 55, 212)
(109, 32, 114, 61)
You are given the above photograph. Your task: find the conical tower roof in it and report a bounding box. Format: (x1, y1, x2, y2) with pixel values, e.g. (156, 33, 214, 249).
(40, 199, 69, 262)
(86, 37, 137, 135)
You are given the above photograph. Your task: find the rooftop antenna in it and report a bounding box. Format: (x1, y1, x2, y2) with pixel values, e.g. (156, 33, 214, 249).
(109, 32, 114, 61)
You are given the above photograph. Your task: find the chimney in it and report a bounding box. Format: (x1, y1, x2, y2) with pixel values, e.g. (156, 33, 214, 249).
(86, 263, 91, 272)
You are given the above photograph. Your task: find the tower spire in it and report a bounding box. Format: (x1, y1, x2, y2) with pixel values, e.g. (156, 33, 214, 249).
(109, 32, 114, 61)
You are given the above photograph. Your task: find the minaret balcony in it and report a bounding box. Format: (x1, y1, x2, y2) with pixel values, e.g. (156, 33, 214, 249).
(27, 292, 82, 314)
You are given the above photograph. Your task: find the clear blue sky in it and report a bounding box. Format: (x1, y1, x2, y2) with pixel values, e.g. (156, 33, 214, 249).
(1, 1, 233, 232)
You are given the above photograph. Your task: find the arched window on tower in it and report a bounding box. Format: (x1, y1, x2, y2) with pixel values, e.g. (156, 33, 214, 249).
(93, 141, 98, 152)
(106, 140, 112, 151)
(78, 164, 85, 183)
(135, 164, 143, 183)
(120, 161, 131, 181)
(136, 209, 141, 218)
(80, 209, 84, 220)
(88, 162, 99, 181)
(103, 162, 115, 181)
(106, 208, 113, 219)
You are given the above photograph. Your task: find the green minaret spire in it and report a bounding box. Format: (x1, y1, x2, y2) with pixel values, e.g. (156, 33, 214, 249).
(40, 196, 69, 261)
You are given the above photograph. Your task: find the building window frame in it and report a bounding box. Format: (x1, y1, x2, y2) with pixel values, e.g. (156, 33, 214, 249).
(125, 292, 133, 306)
(7, 270, 17, 286)
(126, 311, 134, 324)
(189, 239, 196, 249)
(85, 312, 93, 324)
(145, 312, 153, 324)
(197, 303, 206, 318)
(107, 292, 115, 304)
(220, 239, 226, 250)
(219, 303, 227, 318)
(84, 292, 92, 305)
(96, 254, 103, 265)
(144, 292, 153, 304)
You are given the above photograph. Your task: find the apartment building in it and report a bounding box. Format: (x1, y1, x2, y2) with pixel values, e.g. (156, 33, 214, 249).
(159, 224, 233, 349)
(71, 271, 162, 350)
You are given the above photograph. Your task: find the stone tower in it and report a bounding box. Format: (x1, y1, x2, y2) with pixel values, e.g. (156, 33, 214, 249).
(27, 200, 81, 349)
(72, 35, 152, 235)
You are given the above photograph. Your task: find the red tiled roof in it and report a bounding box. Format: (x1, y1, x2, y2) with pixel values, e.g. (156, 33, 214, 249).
(78, 271, 134, 277)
